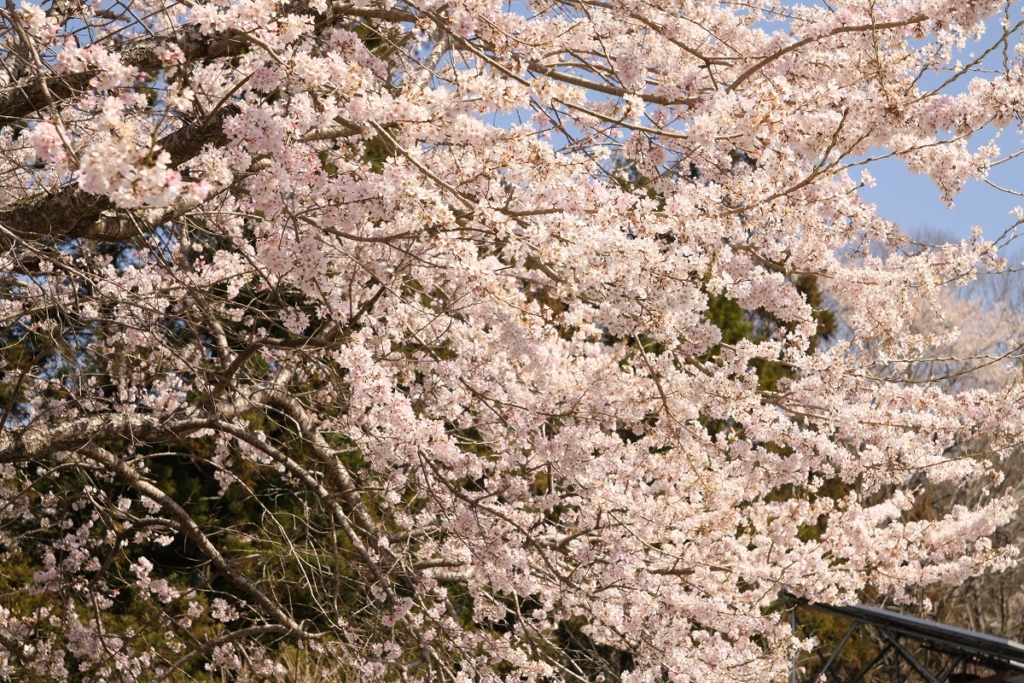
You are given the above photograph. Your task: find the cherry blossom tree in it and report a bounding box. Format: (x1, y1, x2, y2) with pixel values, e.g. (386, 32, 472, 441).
(907, 253, 1024, 642)
(2, 0, 1024, 680)
(792, 264, 1024, 681)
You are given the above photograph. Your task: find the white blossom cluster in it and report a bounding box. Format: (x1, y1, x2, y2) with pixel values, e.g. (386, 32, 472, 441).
(2, 0, 1024, 680)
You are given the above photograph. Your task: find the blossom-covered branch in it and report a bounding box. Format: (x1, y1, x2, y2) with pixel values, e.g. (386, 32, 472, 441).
(2, 0, 1024, 680)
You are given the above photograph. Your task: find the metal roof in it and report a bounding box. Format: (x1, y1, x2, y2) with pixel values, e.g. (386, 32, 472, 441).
(799, 601, 1024, 672)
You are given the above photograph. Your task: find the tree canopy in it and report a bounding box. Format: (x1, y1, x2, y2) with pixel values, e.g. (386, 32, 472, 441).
(2, 0, 1024, 680)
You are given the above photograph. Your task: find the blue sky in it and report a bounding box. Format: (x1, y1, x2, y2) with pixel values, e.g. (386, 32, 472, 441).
(854, 11, 1024, 247)
(861, 151, 1024, 244)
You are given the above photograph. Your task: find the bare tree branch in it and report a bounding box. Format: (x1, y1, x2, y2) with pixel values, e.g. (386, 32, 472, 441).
(0, 104, 239, 241)
(79, 444, 310, 637)
(0, 28, 247, 124)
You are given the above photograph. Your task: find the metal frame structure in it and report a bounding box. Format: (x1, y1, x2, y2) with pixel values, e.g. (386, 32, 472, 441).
(789, 596, 1024, 683)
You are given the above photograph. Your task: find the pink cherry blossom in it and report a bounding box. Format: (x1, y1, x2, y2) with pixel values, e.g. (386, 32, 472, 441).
(2, 0, 1024, 680)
